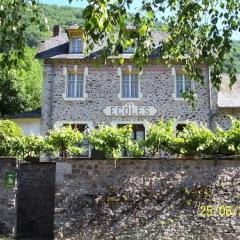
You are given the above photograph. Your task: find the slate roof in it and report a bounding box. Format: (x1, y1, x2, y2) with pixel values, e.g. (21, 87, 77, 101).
(36, 30, 168, 60)
(218, 74, 240, 108)
(1, 109, 41, 119)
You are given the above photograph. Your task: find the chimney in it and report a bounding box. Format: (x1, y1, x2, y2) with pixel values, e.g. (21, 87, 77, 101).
(53, 25, 60, 37)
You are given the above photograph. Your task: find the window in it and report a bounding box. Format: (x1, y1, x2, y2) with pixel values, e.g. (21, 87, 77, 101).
(122, 73, 139, 98)
(66, 73, 84, 98)
(176, 74, 192, 98)
(70, 37, 83, 53)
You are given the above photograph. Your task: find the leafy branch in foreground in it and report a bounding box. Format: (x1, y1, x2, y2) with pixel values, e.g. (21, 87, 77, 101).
(0, 0, 46, 70)
(76, 0, 240, 103)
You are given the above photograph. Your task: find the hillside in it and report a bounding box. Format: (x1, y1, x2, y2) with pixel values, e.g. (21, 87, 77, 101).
(25, 4, 84, 47)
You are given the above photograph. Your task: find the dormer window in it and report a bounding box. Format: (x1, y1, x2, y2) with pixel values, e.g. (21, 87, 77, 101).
(70, 37, 83, 53)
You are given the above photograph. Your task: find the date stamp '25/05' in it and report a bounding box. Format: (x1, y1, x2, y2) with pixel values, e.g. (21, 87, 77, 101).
(198, 205, 240, 217)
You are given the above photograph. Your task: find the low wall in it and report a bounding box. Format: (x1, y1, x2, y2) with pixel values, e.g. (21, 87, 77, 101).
(55, 158, 240, 240)
(1, 158, 240, 239)
(0, 157, 16, 235)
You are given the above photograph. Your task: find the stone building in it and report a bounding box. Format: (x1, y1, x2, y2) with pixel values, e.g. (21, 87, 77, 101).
(37, 25, 240, 157)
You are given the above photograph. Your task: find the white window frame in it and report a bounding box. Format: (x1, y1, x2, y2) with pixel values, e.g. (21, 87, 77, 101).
(69, 37, 84, 53)
(63, 66, 88, 101)
(54, 121, 94, 158)
(117, 65, 143, 101)
(172, 67, 194, 100)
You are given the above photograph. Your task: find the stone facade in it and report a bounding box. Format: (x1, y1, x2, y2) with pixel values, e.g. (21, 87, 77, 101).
(39, 27, 240, 136)
(54, 158, 240, 239)
(41, 63, 217, 135)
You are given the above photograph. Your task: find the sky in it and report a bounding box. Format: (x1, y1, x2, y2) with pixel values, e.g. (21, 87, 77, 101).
(39, 0, 240, 40)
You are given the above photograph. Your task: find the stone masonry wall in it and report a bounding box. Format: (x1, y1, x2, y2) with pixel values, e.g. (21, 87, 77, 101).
(0, 158, 16, 236)
(42, 64, 214, 135)
(55, 158, 240, 239)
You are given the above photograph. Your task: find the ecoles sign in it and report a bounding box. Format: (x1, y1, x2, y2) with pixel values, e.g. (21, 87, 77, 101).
(103, 103, 157, 116)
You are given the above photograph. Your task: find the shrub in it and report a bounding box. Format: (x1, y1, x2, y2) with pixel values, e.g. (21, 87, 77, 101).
(143, 120, 175, 158)
(0, 120, 23, 156)
(46, 126, 84, 160)
(175, 123, 216, 157)
(88, 125, 135, 159)
(12, 135, 46, 161)
(215, 118, 240, 155)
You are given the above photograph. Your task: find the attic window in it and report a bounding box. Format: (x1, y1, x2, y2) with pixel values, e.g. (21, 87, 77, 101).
(70, 37, 83, 53)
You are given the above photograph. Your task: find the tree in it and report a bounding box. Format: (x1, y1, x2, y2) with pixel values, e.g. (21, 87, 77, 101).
(75, 0, 240, 102)
(0, 0, 46, 70)
(0, 1, 45, 116)
(0, 48, 43, 116)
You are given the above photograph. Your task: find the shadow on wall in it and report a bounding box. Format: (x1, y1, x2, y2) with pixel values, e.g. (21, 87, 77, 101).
(54, 158, 240, 240)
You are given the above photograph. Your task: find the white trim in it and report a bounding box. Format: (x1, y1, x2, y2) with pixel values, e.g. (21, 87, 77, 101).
(54, 121, 94, 158)
(74, 65, 78, 72)
(117, 65, 143, 101)
(63, 66, 88, 101)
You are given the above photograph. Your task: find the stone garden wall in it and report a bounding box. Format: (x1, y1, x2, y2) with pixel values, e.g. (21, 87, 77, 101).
(1, 158, 240, 239)
(55, 158, 240, 240)
(0, 158, 16, 236)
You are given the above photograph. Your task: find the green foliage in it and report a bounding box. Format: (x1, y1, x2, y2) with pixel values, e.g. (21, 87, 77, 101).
(225, 41, 240, 73)
(175, 123, 216, 157)
(46, 126, 84, 159)
(79, 0, 240, 103)
(143, 120, 175, 158)
(0, 48, 43, 116)
(215, 118, 240, 155)
(0, 120, 23, 156)
(12, 135, 46, 162)
(88, 125, 134, 159)
(0, 0, 46, 71)
(1, 118, 240, 160)
(24, 4, 84, 47)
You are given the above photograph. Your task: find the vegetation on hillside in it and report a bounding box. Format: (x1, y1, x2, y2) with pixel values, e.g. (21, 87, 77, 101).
(224, 41, 240, 73)
(25, 4, 85, 47)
